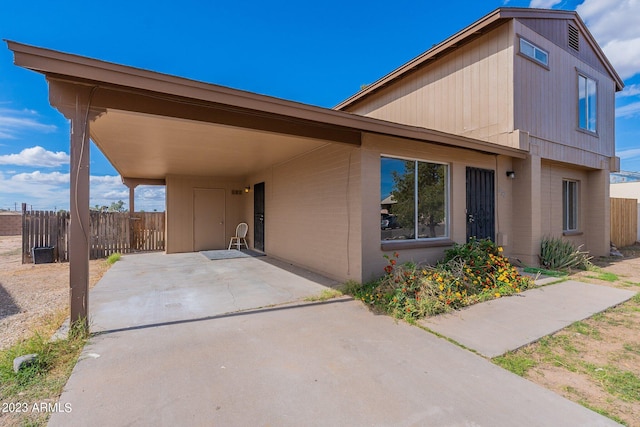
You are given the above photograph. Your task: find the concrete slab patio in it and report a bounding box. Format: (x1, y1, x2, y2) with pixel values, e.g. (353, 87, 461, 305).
(420, 280, 637, 358)
(85, 251, 337, 333)
(49, 252, 622, 426)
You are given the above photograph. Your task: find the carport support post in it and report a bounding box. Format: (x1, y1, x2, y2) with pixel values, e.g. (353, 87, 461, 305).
(56, 83, 96, 333)
(125, 180, 137, 249)
(128, 184, 135, 214)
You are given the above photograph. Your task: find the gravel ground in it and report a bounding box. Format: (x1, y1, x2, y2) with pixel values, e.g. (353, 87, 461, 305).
(0, 236, 109, 350)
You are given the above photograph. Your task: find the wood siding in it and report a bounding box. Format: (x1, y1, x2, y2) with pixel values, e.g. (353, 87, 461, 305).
(513, 21, 616, 163)
(517, 17, 610, 77)
(346, 18, 617, 170)
(346, 22, 516, 147)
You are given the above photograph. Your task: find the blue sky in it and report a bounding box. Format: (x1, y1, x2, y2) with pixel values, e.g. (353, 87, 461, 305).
(1, 0, 639, 211)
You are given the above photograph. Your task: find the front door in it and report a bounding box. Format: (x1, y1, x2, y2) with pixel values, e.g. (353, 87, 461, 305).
(193, 188, 225, 250)
(254, 182, 265, 252)
(466, 167, 495, 241)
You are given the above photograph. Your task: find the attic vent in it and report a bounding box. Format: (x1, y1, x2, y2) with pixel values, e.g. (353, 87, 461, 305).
(568, 24, 579, 51)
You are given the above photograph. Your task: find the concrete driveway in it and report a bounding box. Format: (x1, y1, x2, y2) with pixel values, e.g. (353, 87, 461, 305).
(49, 252, 619, 426)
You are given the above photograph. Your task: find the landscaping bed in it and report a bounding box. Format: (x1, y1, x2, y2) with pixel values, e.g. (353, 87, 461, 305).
(350, 238, 533, 320)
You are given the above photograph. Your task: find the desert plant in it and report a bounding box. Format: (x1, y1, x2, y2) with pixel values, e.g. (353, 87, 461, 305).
(539, 237, 592, 270)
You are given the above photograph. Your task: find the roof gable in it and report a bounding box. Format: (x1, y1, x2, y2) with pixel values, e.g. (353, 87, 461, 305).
(335, 7, 624, 111)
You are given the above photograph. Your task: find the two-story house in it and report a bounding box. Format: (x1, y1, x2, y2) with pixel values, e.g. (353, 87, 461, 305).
(336, 7, 623, 267)
(8, 7, 623, 325)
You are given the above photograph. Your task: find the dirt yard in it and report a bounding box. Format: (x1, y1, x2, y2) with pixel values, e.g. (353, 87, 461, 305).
(498, 246, 640, 426)
(0, 236, 109, 350)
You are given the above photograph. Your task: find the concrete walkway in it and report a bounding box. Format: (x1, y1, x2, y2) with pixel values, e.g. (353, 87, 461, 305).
(420, 280, 637, 357)
(48, 253, 626, 426)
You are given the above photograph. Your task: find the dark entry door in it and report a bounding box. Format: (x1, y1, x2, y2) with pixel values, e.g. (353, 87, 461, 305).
(254, 182, 265, 252)
(466, 167, 495, 241)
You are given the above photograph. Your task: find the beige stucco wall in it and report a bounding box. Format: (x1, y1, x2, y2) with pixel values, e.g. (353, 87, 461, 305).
(244, 143, 362, 283)
(164, 137, 609, 282)
(539, 161, 609, 258)
(360, 133, 516, 282)
(165, 175, 247, 253)
(511, 158, 610, 265)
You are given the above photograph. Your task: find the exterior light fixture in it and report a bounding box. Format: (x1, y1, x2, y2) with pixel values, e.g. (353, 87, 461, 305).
(506, 171, 515, 179)
(244, 186, 251, 193)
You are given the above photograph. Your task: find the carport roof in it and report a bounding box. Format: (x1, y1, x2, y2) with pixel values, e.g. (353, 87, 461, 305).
(7, 40, 527, 181)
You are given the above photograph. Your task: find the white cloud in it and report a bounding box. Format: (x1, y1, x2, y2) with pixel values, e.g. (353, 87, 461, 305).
(0, 108, 57, 140)
(11, 170, 70, 184)
(616, 101, 640, 118)
(90, 175, 122, 185)
(618, 84, 640, 98)
(576, 0, 640, 80)
(596, 38, 640, 80)
(617, 148, 640, 160)
(0, 146, 70, 167)
(529, 0, 563, 8)
(138, 187, 166, 201)
(0, 171, 165, 211)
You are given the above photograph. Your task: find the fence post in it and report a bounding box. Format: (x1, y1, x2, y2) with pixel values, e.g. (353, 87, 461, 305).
(21, 203, 27, 264)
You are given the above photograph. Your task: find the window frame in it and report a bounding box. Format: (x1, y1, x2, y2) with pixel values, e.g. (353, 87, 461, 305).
(518, 37, 549, 68)
(562, 179, 579, 233)
(577, 72, 598, 134)
(380, 155, 450, 243)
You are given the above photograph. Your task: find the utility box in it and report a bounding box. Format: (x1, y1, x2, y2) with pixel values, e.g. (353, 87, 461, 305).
(31, 246, 55, 264)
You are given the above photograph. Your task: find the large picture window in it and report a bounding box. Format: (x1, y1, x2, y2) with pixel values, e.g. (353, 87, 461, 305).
(381, 157, 448, 241)
(563, 180, 578, 232)
(578, 74, 597, 132)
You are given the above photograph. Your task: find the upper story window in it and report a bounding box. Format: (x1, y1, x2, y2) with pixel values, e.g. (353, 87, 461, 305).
(519, 37, 548, 67)
(578, 74, 597, 133)
(380, 157, 448, 241)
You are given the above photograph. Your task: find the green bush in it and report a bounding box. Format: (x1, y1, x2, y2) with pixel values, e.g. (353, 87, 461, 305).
(539, 237, 592, 271)
(106, 252, 121, 265)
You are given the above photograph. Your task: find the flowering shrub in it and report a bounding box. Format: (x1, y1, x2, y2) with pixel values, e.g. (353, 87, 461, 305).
(352, 239, 532, 321)
(443, 238, 530, 296)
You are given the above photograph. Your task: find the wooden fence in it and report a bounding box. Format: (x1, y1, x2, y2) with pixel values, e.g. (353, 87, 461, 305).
(610, 197, 638, 248)
(22, 206, 165, 263)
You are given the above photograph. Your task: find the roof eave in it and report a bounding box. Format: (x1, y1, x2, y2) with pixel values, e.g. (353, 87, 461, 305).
(6, 40, 528, 161)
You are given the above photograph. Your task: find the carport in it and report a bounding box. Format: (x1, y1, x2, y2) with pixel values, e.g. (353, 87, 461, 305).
(7, 41, 526, 330)
(8, 41, 360, 328)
